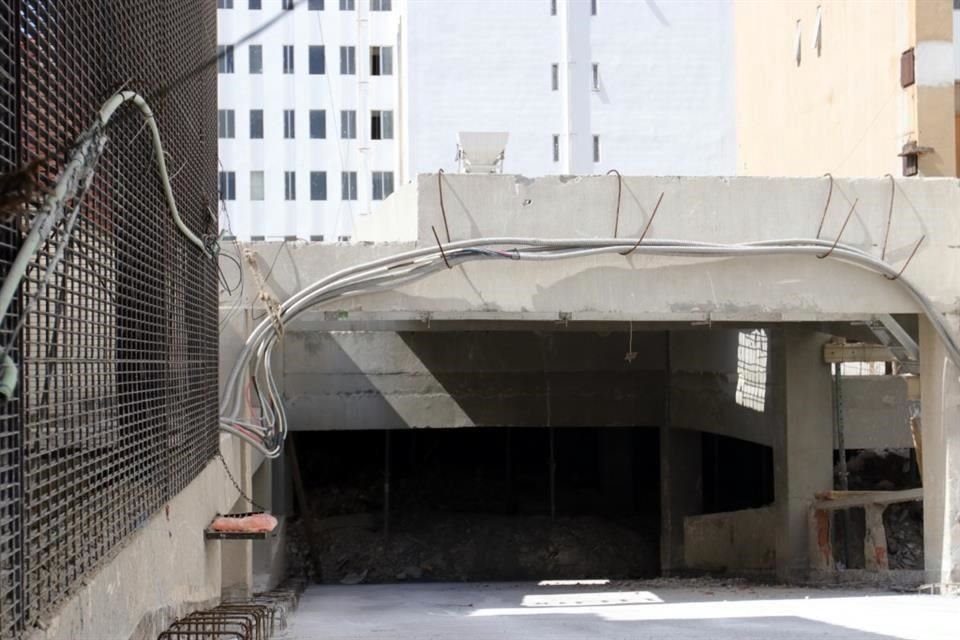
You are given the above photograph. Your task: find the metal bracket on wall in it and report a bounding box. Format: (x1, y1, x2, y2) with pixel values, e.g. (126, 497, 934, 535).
(863, 314, 919, 374)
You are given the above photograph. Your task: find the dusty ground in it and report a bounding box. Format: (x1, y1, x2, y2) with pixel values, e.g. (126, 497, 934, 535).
(279, 579, 958, 640)
(297, 510, 658, 584)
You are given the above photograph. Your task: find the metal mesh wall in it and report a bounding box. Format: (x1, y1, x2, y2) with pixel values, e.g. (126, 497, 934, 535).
(0, 2, 219, 635)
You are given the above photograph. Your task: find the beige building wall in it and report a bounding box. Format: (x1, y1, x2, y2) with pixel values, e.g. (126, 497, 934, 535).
(734, 0, 955, 177)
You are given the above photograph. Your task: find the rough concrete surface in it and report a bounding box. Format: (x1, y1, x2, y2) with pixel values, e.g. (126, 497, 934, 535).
(281, 581, 958, 640)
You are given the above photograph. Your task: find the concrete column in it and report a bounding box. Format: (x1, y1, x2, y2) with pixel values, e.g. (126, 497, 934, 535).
(919, 316, 960, 588)
(559, 0, 593, 174)
(659, 426, 702, 574)
(773, 328, 833, 581)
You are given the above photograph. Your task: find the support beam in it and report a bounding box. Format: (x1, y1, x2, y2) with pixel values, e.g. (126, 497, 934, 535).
(774, 329, 834, 581)
(659, 426, 702, 575)
(919, 316, 960, 588)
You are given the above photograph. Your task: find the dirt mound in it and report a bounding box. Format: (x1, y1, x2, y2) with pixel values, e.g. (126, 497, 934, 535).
(308, 510, 658, 584)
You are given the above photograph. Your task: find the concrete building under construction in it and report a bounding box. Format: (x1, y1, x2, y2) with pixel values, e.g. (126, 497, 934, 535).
(1, 1, 959, 640)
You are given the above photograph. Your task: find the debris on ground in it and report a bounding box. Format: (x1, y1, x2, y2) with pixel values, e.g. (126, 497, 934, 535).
(841, 449, 923, 570)
(304, 508, 658, 584)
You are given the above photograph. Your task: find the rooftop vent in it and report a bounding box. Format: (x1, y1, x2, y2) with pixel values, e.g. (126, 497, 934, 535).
(456, 132, 508, 174)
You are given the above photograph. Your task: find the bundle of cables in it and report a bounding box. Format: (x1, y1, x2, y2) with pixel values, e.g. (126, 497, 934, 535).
(219, 235, 960, 458)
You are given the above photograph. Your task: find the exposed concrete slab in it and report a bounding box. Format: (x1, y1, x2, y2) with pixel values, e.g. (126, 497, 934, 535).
(224, 175, 960, 322)
(225, 176, 960, 328)
(281, 582, 959, 640)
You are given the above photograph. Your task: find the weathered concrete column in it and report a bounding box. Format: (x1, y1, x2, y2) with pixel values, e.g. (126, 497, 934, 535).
(773, 328, 833, 580)
(659, 426, 702, 574)
(919, 316, 960, 588)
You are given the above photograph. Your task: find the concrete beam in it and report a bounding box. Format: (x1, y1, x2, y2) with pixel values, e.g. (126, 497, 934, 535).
(224, 176, 960, 326)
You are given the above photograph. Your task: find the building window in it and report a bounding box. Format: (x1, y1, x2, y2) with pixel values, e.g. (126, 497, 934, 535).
(371, 0, 391, 10)
(551, 63, 559, 91)
(310, 171, 327, 200)
(249, 45, 263, 74)
(309, 0, 324, 8)
(550, 0, 556, 15)
(309, 110, 326, 139)
(218, 171, 236, 201)
(218, 0, 233, 8)
(370, 110, 393, 140)
(250, 171, 265, 200)
(592, 63, 600, 90)
(593, 135, 600, 162)
(372, 171, 394, 200)
(218, 45, 234, 73)
(370, 46, 393, 76)
(340, 0, 355, 9)
(591, 0, 597, 15)
(552, 135, 559, 162)
(284, 171, 296, 200)
(341, 171, 358, 200)
(249, 0, 261, 8)
(309, 45, 326, 74)
(283, 45, 294, 74)
(282, 0, 294, 8)
(218, 109, 235, 139)
(736, 329, 768, 412)
(250, 110, 264, 139)
(283, 110, 296, 139)
(340, 46, 356, 75)
(340, 110, 357, 139)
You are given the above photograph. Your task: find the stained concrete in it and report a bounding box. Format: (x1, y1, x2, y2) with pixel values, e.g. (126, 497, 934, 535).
(28, 435, 252, 640)
(685, 507, 776, 573)
(281, 582, 958, 640)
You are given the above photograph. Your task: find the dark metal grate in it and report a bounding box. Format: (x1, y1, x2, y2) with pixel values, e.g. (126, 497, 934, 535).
(0, 2, 219, 636)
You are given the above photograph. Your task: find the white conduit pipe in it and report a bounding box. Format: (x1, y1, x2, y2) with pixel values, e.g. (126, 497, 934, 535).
(220, 235, 960, 458)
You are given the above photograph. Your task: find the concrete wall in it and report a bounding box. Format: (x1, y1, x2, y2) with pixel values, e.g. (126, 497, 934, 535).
(841, 375, 915, 450)
(734, 0, 955, 177)
(684, 507, 777, 573)
(669, 330, 914, 449)
(668, 329, 780, 447)
(282, 330, 667, 430)
(28, 435, 252, 640)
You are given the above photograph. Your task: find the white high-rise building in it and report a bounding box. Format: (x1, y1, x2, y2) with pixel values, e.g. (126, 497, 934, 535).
(217, 0, 735, 241)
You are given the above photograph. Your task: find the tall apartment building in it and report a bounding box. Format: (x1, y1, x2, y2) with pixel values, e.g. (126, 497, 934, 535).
(217, 0, 736, 241)
(217, 0, 401, 241)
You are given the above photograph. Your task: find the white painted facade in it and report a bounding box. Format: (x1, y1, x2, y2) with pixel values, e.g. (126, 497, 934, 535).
(217, 0, 736, 241)
(217, 0, 400, 241)
(401, 0, 737, 178)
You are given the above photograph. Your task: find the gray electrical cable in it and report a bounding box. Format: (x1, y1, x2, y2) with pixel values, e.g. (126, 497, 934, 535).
(220, 235, 960, 458)
(0, 91, 212, 398)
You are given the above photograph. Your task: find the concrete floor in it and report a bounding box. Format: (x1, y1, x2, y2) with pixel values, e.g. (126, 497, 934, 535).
(282, 580, 958, 639)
